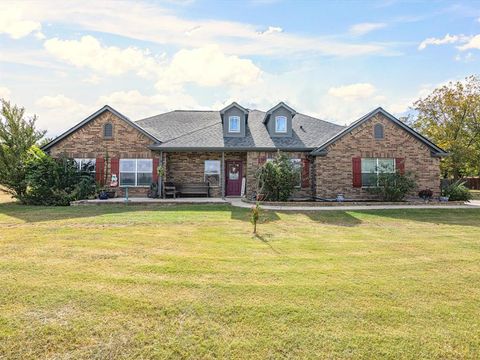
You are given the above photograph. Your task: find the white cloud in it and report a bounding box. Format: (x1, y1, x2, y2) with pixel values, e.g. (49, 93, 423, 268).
(259, 26, 283, 35)
(457, 34, 480, 50)
(98, 90, 200, 119)
(328, 83, 377, 100)
(82, 74, 103, 85)
(11, 1, 391, 57)
(0, 5, 41, 39)
(44, 36, 163, 76)
(35, 94, 85, 109)
(349, 22, 387, 36)
(156, 45, 262, 91)
(418, 33, 465, 50)
(0, 86, 11, 100)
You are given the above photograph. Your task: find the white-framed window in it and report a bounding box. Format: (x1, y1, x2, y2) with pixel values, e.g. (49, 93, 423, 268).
(361, 158, 395, 187)
(74, 158, 96, 175)
(228, 116, 240, 133)
(119, 159, 152, 187)
(291, 158, 302, 188)
(204, 160, 220, 186)
(275, 116, 287, 133)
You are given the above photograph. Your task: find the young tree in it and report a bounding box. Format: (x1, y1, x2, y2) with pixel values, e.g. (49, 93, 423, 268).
(0, 100, 46, 200)
(411, 75, 480, 178)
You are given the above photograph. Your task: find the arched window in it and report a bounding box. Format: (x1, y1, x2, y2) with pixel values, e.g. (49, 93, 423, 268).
(374, 123, 384, 139)
(103, 123, 113, 138)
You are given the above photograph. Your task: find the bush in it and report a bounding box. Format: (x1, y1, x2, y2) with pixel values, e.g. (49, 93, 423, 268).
(367, 171, 417, 202)
(255, 152, 297, 201)
(23, 148, 96, 206)
(418, 189, 433, 200)
(442, 180, 472, 201)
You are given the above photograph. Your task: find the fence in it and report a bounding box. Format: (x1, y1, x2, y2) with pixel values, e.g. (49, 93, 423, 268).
(442, 177, 480, 190)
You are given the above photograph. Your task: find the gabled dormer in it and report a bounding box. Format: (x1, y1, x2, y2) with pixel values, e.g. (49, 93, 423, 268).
(263, 102, 296, 137)
(220, 102, 249, 137)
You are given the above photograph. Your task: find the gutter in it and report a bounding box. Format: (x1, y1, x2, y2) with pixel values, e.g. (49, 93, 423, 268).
(148, 146, 315, 152)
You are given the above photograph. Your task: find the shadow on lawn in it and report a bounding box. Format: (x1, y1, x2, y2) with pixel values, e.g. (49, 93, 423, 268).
(0, 202, 478, 228)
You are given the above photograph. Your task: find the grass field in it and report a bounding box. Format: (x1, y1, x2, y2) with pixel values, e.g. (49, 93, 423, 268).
(0, 194, 479, 359)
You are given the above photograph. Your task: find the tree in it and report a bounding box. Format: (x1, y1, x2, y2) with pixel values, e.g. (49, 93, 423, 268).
(0, 100, 46, 201)
(410, 75, 480, 178)
(255, 152, 298, 201)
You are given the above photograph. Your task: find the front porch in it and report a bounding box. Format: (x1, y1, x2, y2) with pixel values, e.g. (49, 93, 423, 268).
(72, 197, 228, 206)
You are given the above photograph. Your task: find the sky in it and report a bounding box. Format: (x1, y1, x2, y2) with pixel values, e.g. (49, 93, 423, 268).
(1, 0, 479, 137)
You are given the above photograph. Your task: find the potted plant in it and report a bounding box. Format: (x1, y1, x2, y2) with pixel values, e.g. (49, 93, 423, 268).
(418, 189, 433, 202)
(439, 188, 450, 202)
(147, 182, 159, 198)
(98, 187, 109, 200)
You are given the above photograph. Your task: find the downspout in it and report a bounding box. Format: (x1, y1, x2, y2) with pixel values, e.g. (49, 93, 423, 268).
(221, 151, 225, 198)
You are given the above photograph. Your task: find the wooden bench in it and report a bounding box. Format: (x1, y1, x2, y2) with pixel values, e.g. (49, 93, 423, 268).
(162, 182, 177, 199)
(176, 182, 210, 197)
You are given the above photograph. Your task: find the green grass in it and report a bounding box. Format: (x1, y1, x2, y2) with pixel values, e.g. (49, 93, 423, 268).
(0, 199, 479, 359)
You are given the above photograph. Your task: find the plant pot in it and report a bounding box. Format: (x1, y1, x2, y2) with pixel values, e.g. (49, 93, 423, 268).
(336, 193, 345, 202)
(98, 191, 109, 200)
(106, 191, 116, 198)
(439, 196, 449, 202)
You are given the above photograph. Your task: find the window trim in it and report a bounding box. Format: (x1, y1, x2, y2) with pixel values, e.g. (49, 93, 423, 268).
(361, 158, 395, 188)
(275, 116, 287, 133)
(290, 158, 302, 188)
(103, 123, 113, 139)
(228, 116, 241, 133)
(74, 158, 96, 175)
(204, 160, 221, 187)
(119, 158, 153, 187)
(374, 123, 384, 140)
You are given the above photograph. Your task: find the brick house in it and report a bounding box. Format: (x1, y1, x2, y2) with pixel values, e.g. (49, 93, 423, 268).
(42, 102, 447, 199)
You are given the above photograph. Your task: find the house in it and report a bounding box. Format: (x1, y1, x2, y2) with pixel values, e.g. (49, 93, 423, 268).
(41, 102, 447, 199)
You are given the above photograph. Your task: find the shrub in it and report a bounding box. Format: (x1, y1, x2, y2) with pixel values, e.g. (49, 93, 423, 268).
(367, 171, 417, 202)
(23, 149, 96, 206)
(442, 180, 472, 201)
(418, 189, 433, 200)
(255, 152, 297, 201)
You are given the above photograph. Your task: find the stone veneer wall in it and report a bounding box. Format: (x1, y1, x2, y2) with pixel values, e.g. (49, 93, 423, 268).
(245, 151, 314, 200)
(315, 113, 441, 200)
(47, 110, 159, 197)
(165, 152, 247, 197)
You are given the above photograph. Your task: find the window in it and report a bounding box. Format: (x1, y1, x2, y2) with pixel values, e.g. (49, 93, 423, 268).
(374, 123, 384, 139)
(119, 159, 152, 187)
(275, 116, 287, 133)
(291, 158, 302, 188)
(361, 158, 395, 187)
(204, 160, 220, 186)
(228, 116, 240, 133)
(103, 123, 113, 138)
(74, 158, 96, 175)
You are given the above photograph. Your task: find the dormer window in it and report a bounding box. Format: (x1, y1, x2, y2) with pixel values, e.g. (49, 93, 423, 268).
(103, 123, 113, 138)
(228, 116, 240, 133)
(275, 116, 287, 133)
(374, 123, 384, 139)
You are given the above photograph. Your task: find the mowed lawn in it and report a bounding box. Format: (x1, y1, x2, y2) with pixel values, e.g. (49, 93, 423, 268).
(0, 196, 479, 359)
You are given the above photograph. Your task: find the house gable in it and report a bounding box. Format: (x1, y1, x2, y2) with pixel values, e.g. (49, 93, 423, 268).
(42, 106, 159, 158)
(311, 107, 447, 157)
(42, 105, 159, 154)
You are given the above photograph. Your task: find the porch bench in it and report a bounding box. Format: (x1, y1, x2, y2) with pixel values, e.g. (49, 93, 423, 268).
(176, 182, 210, 197)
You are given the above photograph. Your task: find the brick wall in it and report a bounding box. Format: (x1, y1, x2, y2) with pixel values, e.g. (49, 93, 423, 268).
(315, 113, 441, 199)
(245, 151, 313, 199)
(47, 110, 159, 197)
(166, 152, 246, 197)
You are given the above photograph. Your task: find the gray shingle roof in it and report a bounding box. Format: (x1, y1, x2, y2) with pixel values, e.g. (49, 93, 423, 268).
(136, 110, 345, 151)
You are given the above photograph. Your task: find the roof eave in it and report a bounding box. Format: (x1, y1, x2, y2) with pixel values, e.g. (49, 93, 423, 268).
(148, 145, 314, 152)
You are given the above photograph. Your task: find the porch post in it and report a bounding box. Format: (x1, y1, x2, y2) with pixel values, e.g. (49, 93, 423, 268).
(159, 151, 163, 198)
(221, 151, 225, 198)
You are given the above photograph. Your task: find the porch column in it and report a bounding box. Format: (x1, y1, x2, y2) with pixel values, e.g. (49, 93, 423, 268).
(159, 151, 163, 198)
(221, 151, 225, 198)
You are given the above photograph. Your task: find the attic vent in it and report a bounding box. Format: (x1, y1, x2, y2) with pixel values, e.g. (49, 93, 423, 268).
(374, 123, 384, 139)
(104, 123, 113, 138)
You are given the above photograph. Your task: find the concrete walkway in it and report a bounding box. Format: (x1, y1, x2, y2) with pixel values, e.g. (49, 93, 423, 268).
(228, 198, 480, 211)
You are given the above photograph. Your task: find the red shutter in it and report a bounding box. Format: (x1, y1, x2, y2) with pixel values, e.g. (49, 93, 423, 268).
(95, 157, 104, 184)
(110, 158, 119, 186)
(152, 158, 160, 183)
(396, 158, 405, 175)
(301, 158, 310, 188)
(352, 157, 362, 188)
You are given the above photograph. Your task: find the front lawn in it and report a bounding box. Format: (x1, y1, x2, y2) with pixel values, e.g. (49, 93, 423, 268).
(0, 200, 479, 359)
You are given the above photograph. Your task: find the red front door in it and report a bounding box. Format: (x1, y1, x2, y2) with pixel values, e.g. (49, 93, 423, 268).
(225, 161, 242, 196)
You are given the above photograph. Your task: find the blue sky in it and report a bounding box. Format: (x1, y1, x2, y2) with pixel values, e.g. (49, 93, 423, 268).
(0, 0, 479, 136)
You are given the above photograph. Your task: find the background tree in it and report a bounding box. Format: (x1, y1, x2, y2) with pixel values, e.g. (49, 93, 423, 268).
(410, 75, 480, 178)
(0, 99, 46, 201)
